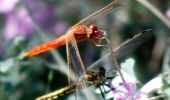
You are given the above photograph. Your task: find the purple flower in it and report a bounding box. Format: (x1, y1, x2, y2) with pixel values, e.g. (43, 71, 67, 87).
(119, 82, 137, 96)
(166, 9, 170, 19)
(3, 8, 34, 40)
(23, 0, 69, 34)
(54, 21, 69, 34)
(2, 0, 69, 40)
(108, 82, 148, 100)
(0, 0, 35, 40)
(0, 0, 19, 13)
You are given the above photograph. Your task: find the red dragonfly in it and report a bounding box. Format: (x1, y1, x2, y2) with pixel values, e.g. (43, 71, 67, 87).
(25, 0, 122, 83)
(25, 0, 122, 57)
(36, 29, 153, 100)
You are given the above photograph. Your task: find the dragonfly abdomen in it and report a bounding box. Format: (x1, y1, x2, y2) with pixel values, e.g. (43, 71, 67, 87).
(25, 35, 66, 57)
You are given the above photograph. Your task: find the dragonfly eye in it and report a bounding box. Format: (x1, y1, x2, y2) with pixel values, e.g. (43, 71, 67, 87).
(89, 30, 95, 39)
(90, 24, 97, 30)
(89, 24, 100, 39)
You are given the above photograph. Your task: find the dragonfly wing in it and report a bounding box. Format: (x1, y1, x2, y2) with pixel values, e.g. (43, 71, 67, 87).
(66, 35, 86, 81)
(114, 29, 153, 60)
(68, 36, 86, 76)
(76, 0, 124, 26)
(87, 29, 153, 77)
(88, 52, 116, 78)
(66, 40, 77, 84)
(66, 35, 96, 99)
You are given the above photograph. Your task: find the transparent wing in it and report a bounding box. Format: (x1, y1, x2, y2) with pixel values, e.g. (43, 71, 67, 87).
(66, 40, 76, 84)
(66, 35, 86, 82)
(66, 35, 92, 99)
(76, 0, 125, 26)
(87, 29, 153, 77)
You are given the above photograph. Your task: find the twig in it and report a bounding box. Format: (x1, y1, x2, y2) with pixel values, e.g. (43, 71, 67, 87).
(136, 0, 170, 29)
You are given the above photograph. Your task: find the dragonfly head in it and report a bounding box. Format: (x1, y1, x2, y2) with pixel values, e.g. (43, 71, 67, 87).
(88, 24, 101, 39)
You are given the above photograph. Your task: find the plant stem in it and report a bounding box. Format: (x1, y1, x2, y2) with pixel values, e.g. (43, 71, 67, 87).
(137, 0, 170, 29)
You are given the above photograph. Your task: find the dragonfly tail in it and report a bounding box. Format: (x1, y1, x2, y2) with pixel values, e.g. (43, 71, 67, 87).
(25, 35, 66, 57)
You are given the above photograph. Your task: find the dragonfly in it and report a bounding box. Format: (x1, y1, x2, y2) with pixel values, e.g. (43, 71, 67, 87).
(24, 0, 125, 99)
(25, 0, 123, 83)
(35, 29, 153, 100)
(24, 0, 122, 57)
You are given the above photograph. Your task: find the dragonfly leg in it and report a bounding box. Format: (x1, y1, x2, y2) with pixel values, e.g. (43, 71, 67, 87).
(99, 86, 105, 99)
(89, 39, 104, 47)
(101, 31, 126, 83)
(94, 43, 108, 47)
(91, 30, 110, 47)
(66, 41, 72, 85)
(100, 30, 107, 36)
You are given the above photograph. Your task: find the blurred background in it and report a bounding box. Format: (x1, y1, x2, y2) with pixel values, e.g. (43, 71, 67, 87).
(0, 0, 170, 100)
